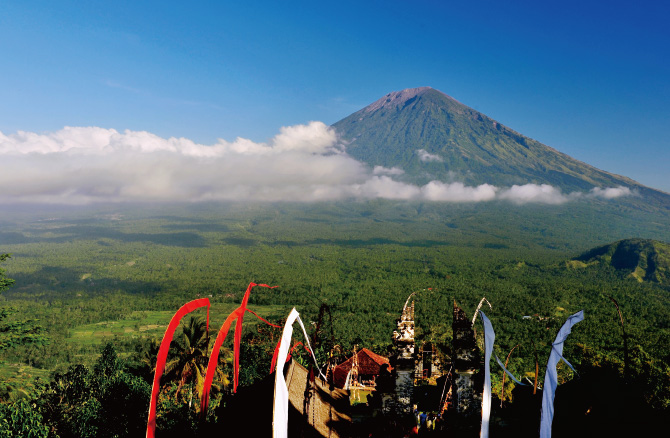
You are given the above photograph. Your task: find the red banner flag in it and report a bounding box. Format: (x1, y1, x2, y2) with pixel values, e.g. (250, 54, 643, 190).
(199, 283, 278, 414)
(146, 298, 210, 438)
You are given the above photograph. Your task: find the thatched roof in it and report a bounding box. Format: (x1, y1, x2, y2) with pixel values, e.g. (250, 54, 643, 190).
(286, 360, 353, 437)
(333, 348, 392, 389)
(216, 359, 353, 437)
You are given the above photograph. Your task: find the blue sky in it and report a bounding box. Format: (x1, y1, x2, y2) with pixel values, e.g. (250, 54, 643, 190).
(1, 0, 669, 194)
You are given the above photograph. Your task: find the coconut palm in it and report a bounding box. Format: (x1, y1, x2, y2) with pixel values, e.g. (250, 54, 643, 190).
(163, 316, 230, 412)
(164, 316, 210, 409)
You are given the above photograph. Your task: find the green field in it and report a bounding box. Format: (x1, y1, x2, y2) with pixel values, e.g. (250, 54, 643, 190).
(66, 304, 286, 355)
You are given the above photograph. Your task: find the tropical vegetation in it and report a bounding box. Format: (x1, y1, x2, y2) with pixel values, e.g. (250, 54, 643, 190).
(0, 200, 668, 434)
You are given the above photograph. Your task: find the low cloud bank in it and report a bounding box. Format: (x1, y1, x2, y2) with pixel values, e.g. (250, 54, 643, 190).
(0, 124, 632, 205)
(498, 184, 633, 204)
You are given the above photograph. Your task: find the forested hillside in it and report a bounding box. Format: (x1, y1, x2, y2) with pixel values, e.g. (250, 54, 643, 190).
(573, 238, 670, 284)
(0, 201, 668, 435)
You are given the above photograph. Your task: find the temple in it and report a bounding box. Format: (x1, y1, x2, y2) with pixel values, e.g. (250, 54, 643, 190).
(218, 298, 484, 437)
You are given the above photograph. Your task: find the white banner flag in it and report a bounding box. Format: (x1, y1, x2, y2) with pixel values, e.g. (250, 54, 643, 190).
(479, 311, 495, 438)
(272, 308, 323, 438)
(539, 310, 584, 438)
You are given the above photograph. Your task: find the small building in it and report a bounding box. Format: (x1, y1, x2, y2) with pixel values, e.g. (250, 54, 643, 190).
(332, 348, 393, 390)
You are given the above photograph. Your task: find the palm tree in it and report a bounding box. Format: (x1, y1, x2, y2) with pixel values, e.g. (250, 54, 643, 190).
(164, 316, 210, 409)
(163, 316, 230, 412)
(136, 337, 161, 381)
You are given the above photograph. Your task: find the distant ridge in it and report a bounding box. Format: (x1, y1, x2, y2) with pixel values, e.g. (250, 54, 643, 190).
(571, 238, 670, 285)
(332, 87, 669, 209)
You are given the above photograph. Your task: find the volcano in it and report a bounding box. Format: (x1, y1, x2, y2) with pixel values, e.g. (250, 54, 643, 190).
(333, 87, 667, 210)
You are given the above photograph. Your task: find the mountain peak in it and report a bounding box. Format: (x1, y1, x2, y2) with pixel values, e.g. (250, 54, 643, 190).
(332, 87, 643, 192)
(363, 87, 445, 113)
(332, 87, 670, 209)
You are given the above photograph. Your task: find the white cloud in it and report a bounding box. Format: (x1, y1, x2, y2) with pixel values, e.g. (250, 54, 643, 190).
(352, 176, 421, 200)
(271, 122, 340, 154)
(420, 181, 498, 202)
(417, 149, 443, 162)
(372, 165, 405, 176)
(588, 186, 632, 199)
(495, 183, 635, 205)
(0, 124, 634, 205)
(0, 122, 366, 204)
(498, 184, 569, 205)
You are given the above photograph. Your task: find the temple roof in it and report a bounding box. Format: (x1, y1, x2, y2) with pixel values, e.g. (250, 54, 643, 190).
(332, 348, 392, 388)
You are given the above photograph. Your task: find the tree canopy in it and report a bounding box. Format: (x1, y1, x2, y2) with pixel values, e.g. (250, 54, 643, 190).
(0, 254, 13, 295)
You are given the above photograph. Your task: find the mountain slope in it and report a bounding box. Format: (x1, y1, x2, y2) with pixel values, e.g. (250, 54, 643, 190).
(571, 238, 670, 285)
(332, 87, 650, 193)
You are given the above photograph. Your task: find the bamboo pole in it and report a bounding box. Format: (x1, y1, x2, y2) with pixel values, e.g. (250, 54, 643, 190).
(500, 344, 520, 407)
(530, 339, 539, 395)
(608, 296, 629, 381)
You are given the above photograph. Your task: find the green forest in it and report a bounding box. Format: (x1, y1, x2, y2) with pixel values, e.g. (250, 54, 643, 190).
(0, 200, 668, 436)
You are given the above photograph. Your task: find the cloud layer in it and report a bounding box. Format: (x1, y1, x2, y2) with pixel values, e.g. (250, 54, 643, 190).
(0, 123, 632, 205)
